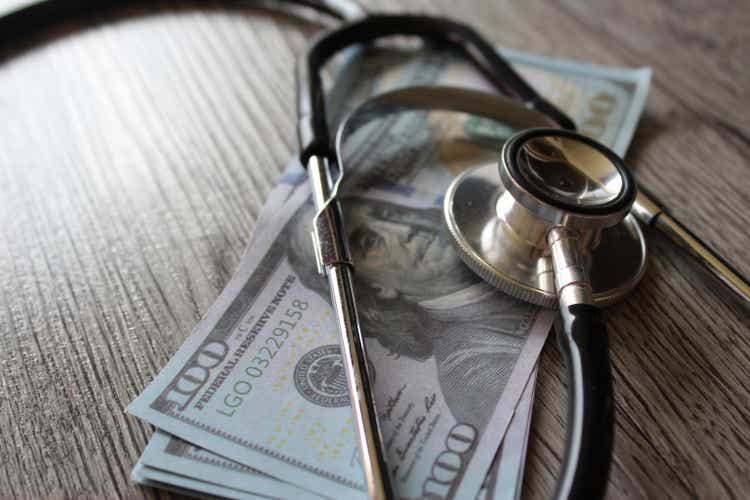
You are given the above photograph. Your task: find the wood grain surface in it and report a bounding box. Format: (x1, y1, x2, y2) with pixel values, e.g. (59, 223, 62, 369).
(1, 1, 748, 499)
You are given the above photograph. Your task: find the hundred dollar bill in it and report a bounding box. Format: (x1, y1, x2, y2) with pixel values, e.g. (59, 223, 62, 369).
(477, 367, 538, 500)
(131, 372, 535, 500)
(130, 47, 650, 499)
(129, 171, 553, 498)
(328, 48, 649, 499)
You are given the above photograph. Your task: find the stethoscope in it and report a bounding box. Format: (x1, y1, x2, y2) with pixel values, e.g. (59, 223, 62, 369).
(3, 2, 748, 500)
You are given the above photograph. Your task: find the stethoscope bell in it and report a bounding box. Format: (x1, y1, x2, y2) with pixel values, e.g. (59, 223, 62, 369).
(444, 128, 647, 308)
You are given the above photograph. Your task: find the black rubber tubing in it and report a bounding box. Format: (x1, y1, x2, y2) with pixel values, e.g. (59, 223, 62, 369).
(554, 303, 615, 500)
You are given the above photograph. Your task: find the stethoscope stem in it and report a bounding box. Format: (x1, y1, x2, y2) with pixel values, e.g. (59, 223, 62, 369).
(632, 191, 750, 307)
(307, 155, 394, 500)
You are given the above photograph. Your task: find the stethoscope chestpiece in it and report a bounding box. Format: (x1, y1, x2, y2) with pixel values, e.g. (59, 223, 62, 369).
(444, 127, 647, 308)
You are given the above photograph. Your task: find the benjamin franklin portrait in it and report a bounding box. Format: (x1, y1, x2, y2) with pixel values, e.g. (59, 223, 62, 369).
(286, 195, 539, 432)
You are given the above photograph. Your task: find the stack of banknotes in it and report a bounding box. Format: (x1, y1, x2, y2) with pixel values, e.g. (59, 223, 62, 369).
(128, 46, 651, 500)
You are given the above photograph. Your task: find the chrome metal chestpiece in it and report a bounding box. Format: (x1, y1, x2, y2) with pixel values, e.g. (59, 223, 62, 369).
(444, 128, 648, 308)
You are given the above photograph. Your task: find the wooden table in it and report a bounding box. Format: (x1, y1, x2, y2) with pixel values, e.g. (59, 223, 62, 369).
(1, 1, 748, 498)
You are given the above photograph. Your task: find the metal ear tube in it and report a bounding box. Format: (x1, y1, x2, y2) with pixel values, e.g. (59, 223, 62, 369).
(630, 191, 750, 307)
(306, 154, 392, 500)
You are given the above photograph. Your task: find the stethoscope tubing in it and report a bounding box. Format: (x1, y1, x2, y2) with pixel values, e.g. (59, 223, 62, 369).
(554, 304, 614, 500)
(0, 0, 365, 44)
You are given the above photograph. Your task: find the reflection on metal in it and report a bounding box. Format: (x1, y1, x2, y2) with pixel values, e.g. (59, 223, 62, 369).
(516, 136, 623, 206)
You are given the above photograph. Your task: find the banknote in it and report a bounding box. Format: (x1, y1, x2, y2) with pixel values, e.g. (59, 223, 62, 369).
(477, 367, 538, 500)
(129, 169, 553, 498)
(131, 370, 536, 500)
(130, 47, 650, 499)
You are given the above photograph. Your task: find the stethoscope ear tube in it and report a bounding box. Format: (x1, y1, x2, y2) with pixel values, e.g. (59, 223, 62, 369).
(632, 191, 750, 308)
(307, 155, 393, 500)
(553, 303, 614, 500)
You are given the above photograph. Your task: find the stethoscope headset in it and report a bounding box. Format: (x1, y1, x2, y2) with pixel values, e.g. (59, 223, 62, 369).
(3, 2, 748, 500)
